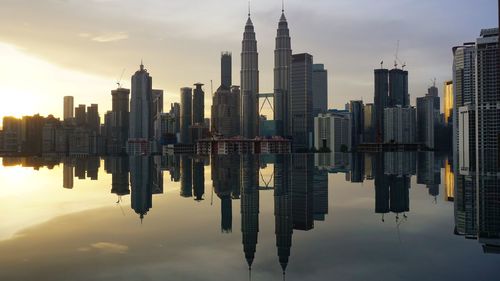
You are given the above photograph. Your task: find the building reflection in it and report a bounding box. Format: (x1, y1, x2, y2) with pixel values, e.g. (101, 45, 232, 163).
(212, 155, 241, 233)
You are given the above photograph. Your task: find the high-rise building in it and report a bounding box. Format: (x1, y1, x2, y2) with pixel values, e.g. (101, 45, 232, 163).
(63, 96, 74, 121)
(374, 68, 389, 142)
(314, 111, 351, 152)
(458, 104, 475, 174)
(87, 104, 100, 133)
(427, 83, 440, 110)
(475, 28, 500, 174)
(444, 81, 453, 124)
(389, 68, 409, 107)
(312, 64, 328, 117)
(75, 104, 87, 127)
(211, 85, 241, 137)
(363, 103, 375, 143)
(273, 8, 291, 137)
(221, 52, 232, 88)
(349, 100, 364, 148)
(180, 87, 193, 144)
(129, 62, 153, 155)
(169, 103, 181, 137)
(192, 83, 205, 125)
(416, 96, 435, 149)
(107, 88, 130, 154)
(241, 11, 259, 139)
(384, 106, 416, 144)
(290, 53, 313, 151)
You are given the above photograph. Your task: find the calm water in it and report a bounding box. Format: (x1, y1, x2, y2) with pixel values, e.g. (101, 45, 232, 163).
(0, 153, 498, 281)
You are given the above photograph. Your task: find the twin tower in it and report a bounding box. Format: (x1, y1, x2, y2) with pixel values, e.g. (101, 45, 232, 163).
(240, 6, 291, 139)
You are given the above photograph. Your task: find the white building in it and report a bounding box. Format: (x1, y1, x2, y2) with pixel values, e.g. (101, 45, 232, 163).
(314, 112, 351, 152)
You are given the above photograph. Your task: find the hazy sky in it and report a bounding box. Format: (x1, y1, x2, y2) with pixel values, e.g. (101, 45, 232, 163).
(0, 0, 497, 125)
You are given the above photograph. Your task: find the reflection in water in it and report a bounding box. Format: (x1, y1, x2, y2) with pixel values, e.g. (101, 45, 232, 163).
(1, 151, 499, 279)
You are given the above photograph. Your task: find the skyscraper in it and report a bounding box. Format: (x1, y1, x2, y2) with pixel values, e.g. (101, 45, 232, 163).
(192, 83, 205, 125)
(274, 7, 292, 137)
(374, 68, 389, 142)
(363, 103, 375, 143)
(87, 104, 100, 133)
(108, 88, 130, 154)
(241, 10, 259, 139)
(63, 96, 74, 121)
(416, 96, 435, 149)
(221, 52, 232, 88)
(475, 28, 499, 174)
(444, 81, 453, 124)
(384, 106, 416, 144)
(388, 68, 409, 107)
(129, 62, 153, 155)
(290, 53, 313, 151)
(312, 64, 328, 117)
(211, 85, 241, 137)
(349, 100, 364, 148)
(75, 104, 86, 127)
(180, 87, 193, 144)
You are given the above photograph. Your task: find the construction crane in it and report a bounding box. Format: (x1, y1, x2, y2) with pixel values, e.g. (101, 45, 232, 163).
(116, 68, 126, 88)
(394, 40, 407, 70)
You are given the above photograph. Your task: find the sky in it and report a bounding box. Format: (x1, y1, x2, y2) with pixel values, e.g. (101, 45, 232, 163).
(0, 0, 497, 127)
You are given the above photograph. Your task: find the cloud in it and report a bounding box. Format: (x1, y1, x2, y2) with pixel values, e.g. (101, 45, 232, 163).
(91, 32, 128, 43)
(78, 242, 129, 254)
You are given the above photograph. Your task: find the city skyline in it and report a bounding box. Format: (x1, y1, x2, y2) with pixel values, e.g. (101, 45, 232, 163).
(0, 0, 497, 127)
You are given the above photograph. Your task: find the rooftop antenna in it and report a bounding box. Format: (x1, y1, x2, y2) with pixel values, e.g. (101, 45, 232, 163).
(248, 0, 251, 17)
(282, 0, 284, 13)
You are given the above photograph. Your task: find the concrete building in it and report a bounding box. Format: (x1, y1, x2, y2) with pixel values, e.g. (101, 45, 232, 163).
(63, 96, 74, 121)
(106, 88, 130, 154)
(180, 87, 193, 144)
(383, 106, 416, 144)
(458, 104, 475, 175)
(475, 28, 500, 174)
(129, 62, 153, 154)
(240, 12, 259, 139)
(273, 9, 292, 137)
(75, 104, 86, 127)
(221, 52, 232, 88)
(211, 85, 240, 137)
(290, 53, 313, 151)
(87, 104, 100, 134)
(312, 64, 328, 117)
(192, 83, 205, 125)
(314, 111, 351, 152)
(389, 68, 409, 107)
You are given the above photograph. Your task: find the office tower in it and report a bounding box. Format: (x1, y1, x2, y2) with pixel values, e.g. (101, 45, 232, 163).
(452, 43, 476, 171)
(290, 53, 313, 151)
(241, 11, 259, 139)
(475, 28, 499, 174)
(427, 83, 440, 110)
(273, 8, 292, 137)
(108, 88, 130, 154)
(384, 106, 416, 144)
(211, 85, 241, 137)
(312, 64, 328, 117)
(221, 52, 232, 88)
(180, 87, 193, 144)
(192, 83, 205, 124)
(444, 81, 454, 124)
(152, 89, 164, 121)
(363, 103, 375, 142)
(389, 68, 409, 107)
(63, 96, 74, 121)
(416, 96, 435, 149)
(240, 154, 260, 270)
(169, 103, 181, 136)
(75, 104, 87, 127)
(129, 62, 153, 154)
(314, 111, 351, 152)
(349, 100, 364, 148)
(374, 68, 389, 142)
(87, 104, 100, 133)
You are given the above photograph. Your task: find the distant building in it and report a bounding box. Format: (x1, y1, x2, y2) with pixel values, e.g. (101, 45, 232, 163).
(180, 87, 193, 144)
(416, 96, 436, 149)
(196, 137, 291, 155)
(314, 111, 351, 152)
(211, 85, 240, 137)
(363, 103, 375, 143)
(221, 52, 232, 88)
(349, 100, 364, 148)
(63, 96, 74, 121)
(87, 104, 100, 134)
(444, 81, 453, 124)
(192, 83, 205, 125)
(312, 64, 328, 117)
(290, 53, 314, 151)
(383, 106, 416, 144)
(106, 88, 130, 154)
(388, 68, 409, 107)
(75, 104, 87, 127)
(374, 68, 389, 142)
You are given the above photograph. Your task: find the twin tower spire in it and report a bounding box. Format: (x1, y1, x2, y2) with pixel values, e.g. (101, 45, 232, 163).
(241, 1, 291, 139)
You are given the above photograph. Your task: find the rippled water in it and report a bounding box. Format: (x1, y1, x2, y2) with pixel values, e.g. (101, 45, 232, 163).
(0, 153, 498, 281)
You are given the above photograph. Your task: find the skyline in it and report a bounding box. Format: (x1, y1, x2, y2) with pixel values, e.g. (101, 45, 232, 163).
(0, 0, 497, 127)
